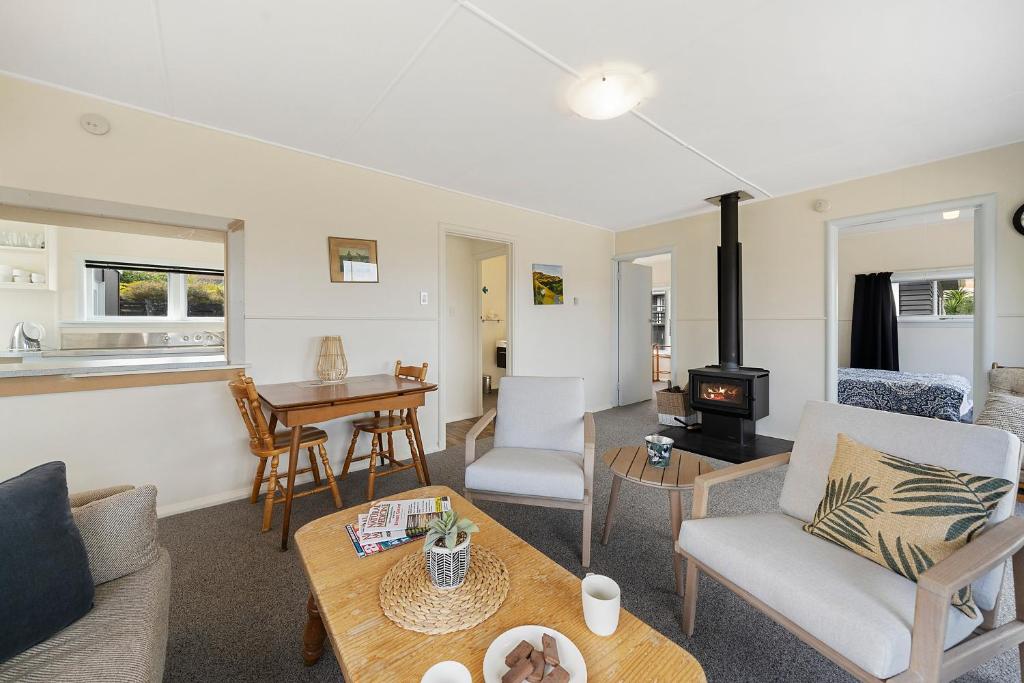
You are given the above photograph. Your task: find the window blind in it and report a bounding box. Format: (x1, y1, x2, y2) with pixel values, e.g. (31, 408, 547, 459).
(84, 260, 223, 277)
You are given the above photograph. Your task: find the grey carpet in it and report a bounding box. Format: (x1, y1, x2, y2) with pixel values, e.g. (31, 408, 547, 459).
(159, 400, 1020, 682)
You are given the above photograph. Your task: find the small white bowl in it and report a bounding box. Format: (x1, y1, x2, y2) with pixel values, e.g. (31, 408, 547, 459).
(11, 268, 28, 277)
(421, 660, 471, 683)
(30, 273, 45, 284)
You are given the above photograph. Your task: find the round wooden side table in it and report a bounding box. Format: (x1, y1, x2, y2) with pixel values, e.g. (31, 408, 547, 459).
(601, 445, 713, 595)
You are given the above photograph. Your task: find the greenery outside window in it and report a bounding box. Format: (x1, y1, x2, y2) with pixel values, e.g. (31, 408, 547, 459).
(891, 269, 974, 321)
(85, 260, 224, 320)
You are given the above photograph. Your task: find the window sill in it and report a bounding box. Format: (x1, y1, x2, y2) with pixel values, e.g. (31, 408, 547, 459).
(0, 358, 246, 397)
(897, 317, 974, 328)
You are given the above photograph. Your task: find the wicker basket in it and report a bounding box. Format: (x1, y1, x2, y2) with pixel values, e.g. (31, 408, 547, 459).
(657, 384, 696, 427)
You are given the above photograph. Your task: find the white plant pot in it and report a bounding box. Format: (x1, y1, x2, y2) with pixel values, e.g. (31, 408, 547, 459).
(426, 536, 471, 590)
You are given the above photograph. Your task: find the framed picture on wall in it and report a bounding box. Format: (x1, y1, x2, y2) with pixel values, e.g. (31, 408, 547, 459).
(532, 263, 564, 305)
(328, 237, 379, 283)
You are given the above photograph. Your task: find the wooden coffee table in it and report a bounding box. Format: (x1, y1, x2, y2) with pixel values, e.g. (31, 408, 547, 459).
(295, 485, 705, 682)
(601, 446, 713, 596)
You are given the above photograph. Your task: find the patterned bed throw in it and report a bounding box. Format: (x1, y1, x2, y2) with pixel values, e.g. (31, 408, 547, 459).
(838, 367, 971, 421)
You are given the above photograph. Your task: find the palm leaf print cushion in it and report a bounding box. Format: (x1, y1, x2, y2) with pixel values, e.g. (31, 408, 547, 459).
(803, 433, 1014, 617)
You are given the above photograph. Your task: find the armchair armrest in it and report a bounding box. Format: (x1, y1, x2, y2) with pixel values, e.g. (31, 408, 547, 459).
(899, 516, 1024, 682)
(583, 412, 596, 495)
(691, 452, 791, 520)
(918, 516, 1024, 598)
(465, 408, 497, 466)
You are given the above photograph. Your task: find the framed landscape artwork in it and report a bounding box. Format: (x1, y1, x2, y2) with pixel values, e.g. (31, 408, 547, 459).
(532, 263, 564, 305)
(328, 237, 379, 283)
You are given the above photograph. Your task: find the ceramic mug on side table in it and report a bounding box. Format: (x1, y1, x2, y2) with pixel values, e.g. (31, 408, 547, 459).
(581, 573, 621, 636)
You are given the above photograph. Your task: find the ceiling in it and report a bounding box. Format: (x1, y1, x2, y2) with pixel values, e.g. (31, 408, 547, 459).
(2, 1, 1022, 230)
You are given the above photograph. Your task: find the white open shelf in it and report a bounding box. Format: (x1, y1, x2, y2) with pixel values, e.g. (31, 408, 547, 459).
(0, 244, 48, 254)
(0, 281, 50, 291)
(0, 227, 58, 291)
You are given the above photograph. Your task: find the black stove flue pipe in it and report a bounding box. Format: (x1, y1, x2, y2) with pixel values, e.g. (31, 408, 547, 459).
(717, 191, 743, 370)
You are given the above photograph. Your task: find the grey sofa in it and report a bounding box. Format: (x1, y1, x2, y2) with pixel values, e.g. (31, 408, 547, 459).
(0, 485, 171, 683)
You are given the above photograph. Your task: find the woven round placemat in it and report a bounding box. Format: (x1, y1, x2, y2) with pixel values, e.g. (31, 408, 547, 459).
(379, 544, 509, 635)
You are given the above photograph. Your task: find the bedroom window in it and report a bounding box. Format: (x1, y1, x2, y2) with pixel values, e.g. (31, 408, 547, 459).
(85, 260, 225, 321)
(891, 270, 974, 320)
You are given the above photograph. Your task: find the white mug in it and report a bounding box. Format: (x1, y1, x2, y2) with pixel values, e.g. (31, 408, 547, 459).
(420, 660, 471, 683)
(581, 573, 620, 636)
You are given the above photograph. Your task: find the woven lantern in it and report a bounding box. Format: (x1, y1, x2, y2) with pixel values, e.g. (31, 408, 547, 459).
(316, 336, 348, 382)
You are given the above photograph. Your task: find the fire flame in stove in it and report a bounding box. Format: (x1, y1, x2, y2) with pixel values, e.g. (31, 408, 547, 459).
(700, 383, 742, 402)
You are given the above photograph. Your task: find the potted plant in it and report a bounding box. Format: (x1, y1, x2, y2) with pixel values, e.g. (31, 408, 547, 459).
(423, 510, 479, 590)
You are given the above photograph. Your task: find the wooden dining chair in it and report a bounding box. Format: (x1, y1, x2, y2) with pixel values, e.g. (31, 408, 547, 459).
(341, 361, 430, 499)
(228, 374, 342, 532)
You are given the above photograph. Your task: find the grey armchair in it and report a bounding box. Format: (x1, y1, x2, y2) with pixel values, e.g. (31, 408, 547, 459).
(676, 400, 1024, 682)
(464, 376, 596, 567)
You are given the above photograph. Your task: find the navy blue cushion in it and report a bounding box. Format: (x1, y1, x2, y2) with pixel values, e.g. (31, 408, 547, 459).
(0, 462, 94, 663)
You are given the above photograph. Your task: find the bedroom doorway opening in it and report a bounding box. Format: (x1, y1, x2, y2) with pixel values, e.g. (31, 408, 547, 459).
(826, 196, 995, 422)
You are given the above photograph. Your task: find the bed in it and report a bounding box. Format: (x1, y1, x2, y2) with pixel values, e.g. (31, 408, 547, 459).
(838, 367, 972, 422)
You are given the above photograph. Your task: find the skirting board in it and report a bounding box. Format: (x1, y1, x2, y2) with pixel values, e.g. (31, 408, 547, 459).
(156, 441, 440, 518)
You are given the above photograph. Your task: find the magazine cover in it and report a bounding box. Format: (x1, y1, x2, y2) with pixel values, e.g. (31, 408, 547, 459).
(362, 496, 451, 535)
(345, 523, 416, 558)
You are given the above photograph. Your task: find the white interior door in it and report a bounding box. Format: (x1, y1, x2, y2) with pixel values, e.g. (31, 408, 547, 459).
(618, 261, 653, 405)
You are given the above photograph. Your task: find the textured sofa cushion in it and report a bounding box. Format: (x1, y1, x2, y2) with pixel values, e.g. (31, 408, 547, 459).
(72, 485, 160, 585)
(679, 513, 981, 679)
(976, 391, 1024, 454)
(0, 462, 94, 664)
(802, 434, 1013, 618)
(493, 377, 585, 453)
(0, 548, 171, 683)
(990, 366, 1024, 396)
(779, 401, 1019, 612)
(465, 447, 585, 500)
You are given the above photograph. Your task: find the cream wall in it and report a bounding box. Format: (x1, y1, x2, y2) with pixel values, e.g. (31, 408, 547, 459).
(480, 254, 508, 388)
(615, 142, 1024, 439)
(838, 220, 974, 382)
(0, 75, 614, 514)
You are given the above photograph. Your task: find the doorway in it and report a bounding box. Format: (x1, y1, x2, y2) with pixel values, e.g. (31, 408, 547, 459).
(613, 249, 675, 406)
(825, 195, 996, 414)
(442, 233, 512, 446)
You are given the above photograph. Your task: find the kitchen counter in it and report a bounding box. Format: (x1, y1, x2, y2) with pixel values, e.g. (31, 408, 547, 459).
(0, 353, 240, 378)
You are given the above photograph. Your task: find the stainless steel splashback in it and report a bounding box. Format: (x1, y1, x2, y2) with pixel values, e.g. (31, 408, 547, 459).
(61, 331, 224, 350)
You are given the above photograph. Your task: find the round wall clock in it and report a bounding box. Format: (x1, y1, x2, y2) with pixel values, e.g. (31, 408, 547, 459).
(1014, 203, 1024, 236)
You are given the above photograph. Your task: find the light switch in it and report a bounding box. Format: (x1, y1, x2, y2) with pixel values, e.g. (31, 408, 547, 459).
(420, 291, 429, 305)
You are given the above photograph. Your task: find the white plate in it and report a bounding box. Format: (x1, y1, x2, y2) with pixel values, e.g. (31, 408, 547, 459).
(483, 625, 587, 683)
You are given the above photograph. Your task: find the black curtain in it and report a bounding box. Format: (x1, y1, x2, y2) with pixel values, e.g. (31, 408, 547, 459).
(851, 272, 899, 371)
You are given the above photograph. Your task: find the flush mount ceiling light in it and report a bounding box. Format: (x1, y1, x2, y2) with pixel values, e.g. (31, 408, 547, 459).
(567, 72, 650, 120)
(942, 209, 961, 220)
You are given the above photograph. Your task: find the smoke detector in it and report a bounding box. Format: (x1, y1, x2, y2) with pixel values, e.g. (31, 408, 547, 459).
(79, 113, 111, 136)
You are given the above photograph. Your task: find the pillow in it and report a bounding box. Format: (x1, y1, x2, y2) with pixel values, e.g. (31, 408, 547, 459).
(0, 462, 94, 663)
(990, 366, 1024, 397)
(803, 434, 1014, 618)
(72, 485, 160, 585)
(976, 391, 1024, 461)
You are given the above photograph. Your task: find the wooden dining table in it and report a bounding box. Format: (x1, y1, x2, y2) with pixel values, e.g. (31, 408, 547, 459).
(257, 373, 438, 550)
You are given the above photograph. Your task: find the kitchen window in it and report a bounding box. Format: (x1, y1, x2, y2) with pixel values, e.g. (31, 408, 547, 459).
(85, 260, 224, 321)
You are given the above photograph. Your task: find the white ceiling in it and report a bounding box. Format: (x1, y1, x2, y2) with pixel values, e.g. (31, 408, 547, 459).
(2, 1, 1023, 230)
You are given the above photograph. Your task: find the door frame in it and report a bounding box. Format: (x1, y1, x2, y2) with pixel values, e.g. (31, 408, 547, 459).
(437, 222, 517, 449)
(824, 194, 997, 407)
(611, 246, 678, 407)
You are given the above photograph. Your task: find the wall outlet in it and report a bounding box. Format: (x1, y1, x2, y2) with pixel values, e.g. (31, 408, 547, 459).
(420, 291, 429, 305)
